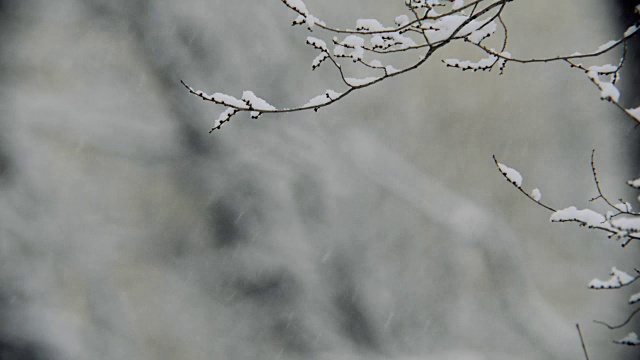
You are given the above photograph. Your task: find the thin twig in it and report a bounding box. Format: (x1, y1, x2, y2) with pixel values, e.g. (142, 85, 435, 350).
(576, 324, 590, 360)
(494, 153, 640, 247)
(594, 306, 640, 330)
(492, 155, 556, 212)
(589, 149, 620, 211)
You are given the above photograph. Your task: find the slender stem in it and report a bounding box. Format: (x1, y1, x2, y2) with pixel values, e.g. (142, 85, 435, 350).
(594, 307, 640, 330)
(576, 324, 590, 360)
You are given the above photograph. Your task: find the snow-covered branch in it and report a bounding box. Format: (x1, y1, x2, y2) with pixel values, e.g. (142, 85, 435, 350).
(494, 151, 640, 347)
(494, 151, 640, 248)
(182, 0, 640, 352)
(183, 0, 640, 132)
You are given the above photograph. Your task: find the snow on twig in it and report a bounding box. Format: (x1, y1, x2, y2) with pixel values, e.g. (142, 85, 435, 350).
(496, 151, 640, 346)
(184, 1, 640, 131)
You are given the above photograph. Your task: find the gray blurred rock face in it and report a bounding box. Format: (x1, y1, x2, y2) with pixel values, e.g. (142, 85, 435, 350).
(0, 0, 638, 359)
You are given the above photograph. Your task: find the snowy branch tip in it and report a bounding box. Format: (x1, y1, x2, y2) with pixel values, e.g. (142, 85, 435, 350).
(588, 267, 638, 289)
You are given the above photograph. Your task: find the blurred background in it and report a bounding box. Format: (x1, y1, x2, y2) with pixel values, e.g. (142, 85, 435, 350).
(0, 0, 639, 359)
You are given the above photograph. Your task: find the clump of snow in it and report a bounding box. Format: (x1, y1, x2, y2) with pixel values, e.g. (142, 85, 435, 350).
(212, 93, 249, 109)
(497, 162, 522, 187)
(303, 14, 324, 30)
(550, 206, 605, 227)
(395, 15, 410, 27)
(628, 177, 640, 189)
(588, 64, 618, 73)
(303, 90, 342, 107)
(283, 0, 308, 15)
(391, 32, 416, 48)
(370, 32, 416, 50)
(596, 40, 618, 53)
(599, 82, 620, 102)
(293, 15, 306, 25)
(611, 216, 640, 233)
(467, 21, 497, 43)
(356, 19, 387, 32)
(345, 77, 379, 87)
(194, 90, 209, 98)
(293, 13, 325, 30)
(212, 108, 238, 131)
(497, 51, 510, 70)
(531, 188, 541, 202)
(588, 267, 636, 289)
(370, 35, 385, 49)
(587, 70, 620, 102)
(349, 47, 364, 62)
(369, 59, 383, 67)
(422, 15, 490, 43)
(444, 56, 496, 70)
(615, 332, 640, 346)
(385, 65, 400, 75)
(409, 0, 437, 9)
(335, 35, 367, 61)
(324, 90, 341, 99)
(624, 24, 638, 37)
(613, 202, 632, 212)
(242, 91, 276, 111)
(340, 35, 365, 48)
(306, 36, 327, 51)
(626, 107, 640, 121)
(630, 292, 640, 305)
(422, 15, 468, 41)
(311, 52, 328, 70)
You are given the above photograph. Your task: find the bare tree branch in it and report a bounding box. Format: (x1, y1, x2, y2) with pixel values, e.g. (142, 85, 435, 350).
(576, 324, 591, 360)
